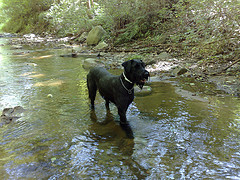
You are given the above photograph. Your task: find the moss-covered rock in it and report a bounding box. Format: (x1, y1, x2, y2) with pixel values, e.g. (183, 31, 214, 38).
(86, 26, 106, 46)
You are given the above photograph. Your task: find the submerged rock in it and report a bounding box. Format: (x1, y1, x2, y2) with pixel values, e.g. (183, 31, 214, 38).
(208, 76, 240, 96)
(60, 53, 78, 58)
(135, 86, 152, 96)
(0, 106, 25, 127)
(83, 58, 104, 69)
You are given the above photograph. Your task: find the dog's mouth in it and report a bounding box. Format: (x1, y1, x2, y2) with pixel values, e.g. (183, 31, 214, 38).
(136, 71, 150, 89)
(139, 78, 147, 85)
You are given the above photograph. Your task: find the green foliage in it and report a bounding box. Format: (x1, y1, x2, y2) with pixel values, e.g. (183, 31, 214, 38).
(0, 0, 239, 62)
(99, 0, 175, 44)
(172, 0, 240, 60)
(0, 0, 52, 33)
(45, 0, 95, 36)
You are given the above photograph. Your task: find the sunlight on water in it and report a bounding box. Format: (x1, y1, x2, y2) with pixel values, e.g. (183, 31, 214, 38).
(0, 39, 240, 179)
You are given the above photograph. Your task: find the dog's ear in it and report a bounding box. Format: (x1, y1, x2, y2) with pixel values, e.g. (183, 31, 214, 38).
(122, 60, 133, 73)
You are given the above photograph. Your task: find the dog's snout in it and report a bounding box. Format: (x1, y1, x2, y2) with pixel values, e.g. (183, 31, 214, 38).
(143, 70, 150, 79)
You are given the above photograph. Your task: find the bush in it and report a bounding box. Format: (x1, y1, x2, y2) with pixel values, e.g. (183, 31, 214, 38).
(0, 0, 52, 34)
(45, 0, 95, 36)
(98, 0, 176, 44)
(172, 0, 240, 60)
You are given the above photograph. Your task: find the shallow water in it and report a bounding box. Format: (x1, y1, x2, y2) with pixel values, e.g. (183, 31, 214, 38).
(0, 38, 240, 179)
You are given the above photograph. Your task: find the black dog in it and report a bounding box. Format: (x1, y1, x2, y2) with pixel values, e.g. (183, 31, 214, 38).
(87, 59, 150, 125)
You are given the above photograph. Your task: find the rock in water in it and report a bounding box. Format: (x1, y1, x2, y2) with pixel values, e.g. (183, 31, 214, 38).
(135, 86, 152, 96)
(0, 106, 25, 127)
(170, 66, 188, 77)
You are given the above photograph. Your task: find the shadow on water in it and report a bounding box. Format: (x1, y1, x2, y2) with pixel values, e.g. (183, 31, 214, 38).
(90, 110, 134, 139)
(85, 110, 148, 179)
(0, 38, 240, 179)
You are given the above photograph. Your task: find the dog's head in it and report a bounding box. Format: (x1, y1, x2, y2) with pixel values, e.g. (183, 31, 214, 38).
(122, 59, 150, 89)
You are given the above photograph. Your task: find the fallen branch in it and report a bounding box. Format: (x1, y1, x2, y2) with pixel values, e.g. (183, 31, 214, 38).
(223, 58, 240, 70)
(211, 58, 240, 75)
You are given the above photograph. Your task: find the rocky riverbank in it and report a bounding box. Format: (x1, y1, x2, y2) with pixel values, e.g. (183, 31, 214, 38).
(1, 33, 239, 98)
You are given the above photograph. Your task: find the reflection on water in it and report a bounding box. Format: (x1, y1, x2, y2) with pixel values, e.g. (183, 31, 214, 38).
(0, 38, 240, 179)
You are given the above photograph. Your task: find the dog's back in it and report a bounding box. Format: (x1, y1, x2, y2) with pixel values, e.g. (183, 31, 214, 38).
(87, 67, 111, 81)
(87, 67, 117, 108)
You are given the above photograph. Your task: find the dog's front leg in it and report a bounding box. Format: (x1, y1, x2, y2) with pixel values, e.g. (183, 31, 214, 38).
(116, 94, 133, 125)
(118, 107, 128, 125)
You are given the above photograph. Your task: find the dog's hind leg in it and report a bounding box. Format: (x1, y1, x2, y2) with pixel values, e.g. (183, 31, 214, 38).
(87, 76, 97, 109)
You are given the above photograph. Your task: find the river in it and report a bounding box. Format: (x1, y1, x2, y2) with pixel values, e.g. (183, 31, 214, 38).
(0, 37, 240, 179)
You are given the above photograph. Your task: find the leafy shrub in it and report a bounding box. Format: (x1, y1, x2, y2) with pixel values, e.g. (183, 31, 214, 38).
(172, 0, 240, 60)
(99, 0, 176, 44)
(45, 0, 95, 36)
(1, 0, 52, 33)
